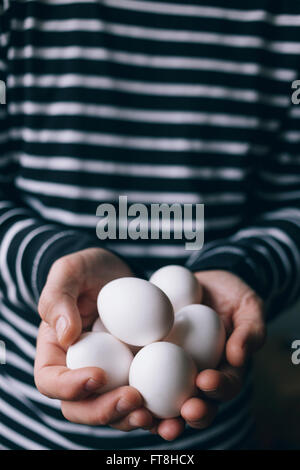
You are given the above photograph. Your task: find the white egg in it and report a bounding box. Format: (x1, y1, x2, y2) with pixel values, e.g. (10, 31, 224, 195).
(91, 317, 108, 333)
(150, 265, 202, 314)
(129, 342, 197, 418)
(92, 318, 141, 354)
(165, 304, 226, 371)
(98, 277, 174, 347)
(66, 332, 134, 393)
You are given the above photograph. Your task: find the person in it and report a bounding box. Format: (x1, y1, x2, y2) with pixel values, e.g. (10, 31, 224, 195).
(0, 0, 300, 450)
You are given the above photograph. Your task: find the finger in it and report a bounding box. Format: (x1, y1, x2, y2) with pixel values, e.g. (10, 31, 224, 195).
(38, 257, 84, 348)
(157, 417, 185, 441)
(196, 365, 244, 402)
(77, 293, 99, 322)
(227, 294, 266, 367)
(227, 323, 266, 367)
(181, 398, 218, 429)
(110, 408, 154, 432)
(61, 386, 144, 426)
(34, 322, 107, 400)
(36, 365, 107, 400)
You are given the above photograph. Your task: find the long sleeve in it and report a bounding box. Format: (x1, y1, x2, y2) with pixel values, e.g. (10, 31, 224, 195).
(0, 2, 121, 309)
(0, 7, 146, 312)
(187, 97, 300, 319)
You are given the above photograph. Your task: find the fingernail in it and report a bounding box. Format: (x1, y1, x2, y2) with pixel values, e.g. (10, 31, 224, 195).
(128, 415, 140, 427)
(56, 316, 68, 342)
(84, 378, 106, 393)
(116, 398, 137, 413)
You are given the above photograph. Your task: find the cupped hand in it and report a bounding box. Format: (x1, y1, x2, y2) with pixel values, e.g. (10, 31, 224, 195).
(35, 257, 266, 441)
(155, 270, 266, 441)
(34, 248, 154, 432)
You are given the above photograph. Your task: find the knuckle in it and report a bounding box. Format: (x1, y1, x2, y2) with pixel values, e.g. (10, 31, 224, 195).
(51, 253, 82, 279)
(56, 371, 80, 401)
(121, 385, 141, 404)
(96, 410, 111, 426)
(60, 403, 73, 422)
(38, 295, 56, 323)
(50, 257, 69, 277)
(241, 291, 262, 312)
(34, 373, 50, 399)
(61, 387, 78, 402)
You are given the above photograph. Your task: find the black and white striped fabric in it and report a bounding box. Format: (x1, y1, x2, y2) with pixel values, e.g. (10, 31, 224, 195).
(1, 0, 300, 450)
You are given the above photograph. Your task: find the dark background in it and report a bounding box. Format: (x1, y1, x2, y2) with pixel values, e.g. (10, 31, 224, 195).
(252, 302, 299, 449)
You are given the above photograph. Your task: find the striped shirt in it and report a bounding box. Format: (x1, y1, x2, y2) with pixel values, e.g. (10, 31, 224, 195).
(1, 0, 300, 450)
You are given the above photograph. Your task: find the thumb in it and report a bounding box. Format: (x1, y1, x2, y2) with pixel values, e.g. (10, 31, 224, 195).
(38, 259, 83, 349)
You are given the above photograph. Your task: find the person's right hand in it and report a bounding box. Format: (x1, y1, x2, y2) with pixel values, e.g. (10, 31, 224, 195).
(34, 247, 155, 432)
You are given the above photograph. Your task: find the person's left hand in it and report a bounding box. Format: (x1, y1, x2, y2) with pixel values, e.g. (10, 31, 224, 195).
(153, 270, 266, 441)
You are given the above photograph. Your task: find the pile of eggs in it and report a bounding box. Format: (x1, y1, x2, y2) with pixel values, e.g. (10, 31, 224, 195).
(66, 265, 226, 418)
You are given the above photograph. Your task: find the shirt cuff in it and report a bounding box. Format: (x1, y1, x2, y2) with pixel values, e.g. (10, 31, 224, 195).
(185, 241, 274, 314)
